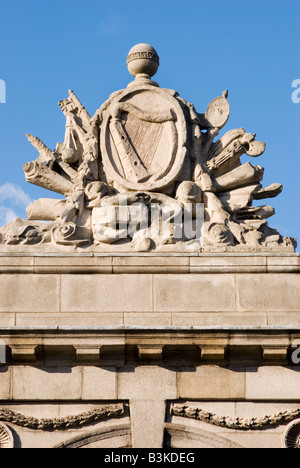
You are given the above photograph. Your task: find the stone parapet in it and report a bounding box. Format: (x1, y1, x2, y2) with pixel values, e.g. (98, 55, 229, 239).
(0, 253, 298, 328)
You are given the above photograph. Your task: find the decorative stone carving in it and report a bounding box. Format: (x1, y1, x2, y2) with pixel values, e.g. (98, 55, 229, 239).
(171, 404, 300, 431)
(0, 404, 124, 431)
(165, 423, 243, 449)
(0, 43, 296, 252)
(55, 424, 131, 449)
(0, 422, 14, 448)
(283, 419, 300, 448)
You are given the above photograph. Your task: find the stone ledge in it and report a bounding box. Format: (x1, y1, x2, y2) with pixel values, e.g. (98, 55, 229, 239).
(0, 253, 298, 274)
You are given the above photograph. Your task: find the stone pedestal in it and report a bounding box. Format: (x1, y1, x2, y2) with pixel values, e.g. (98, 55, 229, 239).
(0, 252, 299, 448)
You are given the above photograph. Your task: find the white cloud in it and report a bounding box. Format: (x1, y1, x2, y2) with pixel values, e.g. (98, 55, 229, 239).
(0, 183, 33, 228)
(0, 206, 18, 227)
(0, 183, 32, 208)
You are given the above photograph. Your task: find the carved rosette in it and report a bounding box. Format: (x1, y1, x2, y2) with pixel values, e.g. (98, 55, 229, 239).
(0, 422, 14, 448)
(284, 419, 300, 449)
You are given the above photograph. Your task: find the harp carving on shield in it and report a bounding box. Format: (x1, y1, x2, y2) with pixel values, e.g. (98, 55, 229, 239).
(100, 87, 188, 192)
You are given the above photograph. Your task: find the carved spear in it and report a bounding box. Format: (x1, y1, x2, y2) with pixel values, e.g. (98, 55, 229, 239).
(25, 134, 56, 164)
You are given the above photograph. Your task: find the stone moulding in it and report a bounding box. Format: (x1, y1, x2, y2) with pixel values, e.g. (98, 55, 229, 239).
(165, 423, 243, 449)
(0, 404, 125, 431)
(0, 327, 299, 365)
(170, 404, 300, 431)
(0, 253, 299, 275)
(54, 423, 132, 449)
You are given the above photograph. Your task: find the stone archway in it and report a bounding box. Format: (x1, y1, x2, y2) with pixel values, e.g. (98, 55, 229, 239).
(55, 423, 132, 449)
(165, 423, 243, 449)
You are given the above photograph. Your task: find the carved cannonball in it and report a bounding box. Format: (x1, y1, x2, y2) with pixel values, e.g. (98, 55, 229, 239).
(127, 43, 159, 78)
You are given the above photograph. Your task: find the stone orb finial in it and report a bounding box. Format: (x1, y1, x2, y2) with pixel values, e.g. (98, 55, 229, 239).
(127, 43, 159, 78)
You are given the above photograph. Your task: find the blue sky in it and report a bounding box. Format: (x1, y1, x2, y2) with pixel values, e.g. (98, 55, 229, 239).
(0, 0, 299, 247)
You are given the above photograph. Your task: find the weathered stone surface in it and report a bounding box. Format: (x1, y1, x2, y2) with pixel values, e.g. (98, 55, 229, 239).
(15, 312, 124, 327)
(60, 274, 152, 313)
(130, 400, 166, 448)
(0, 368, 11, 400)
(245, 367, 300, 400)
(154, 274, 235, 312)
(12, 367, 82, 400)
(82, 368, 117, 400)
(117, 366, 177, 400)
(236, 274, 300, 312)
(178, 366, 245, 399)
(0, 275, 60, 313)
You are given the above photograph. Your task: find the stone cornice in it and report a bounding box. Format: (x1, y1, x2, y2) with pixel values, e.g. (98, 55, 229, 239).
(0, 253, 298, 274)
(0, 326, 299, 365)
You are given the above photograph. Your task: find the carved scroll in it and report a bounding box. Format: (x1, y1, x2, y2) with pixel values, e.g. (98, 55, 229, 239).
(27, 199, 66, 221)
(24, 161, 74, 196)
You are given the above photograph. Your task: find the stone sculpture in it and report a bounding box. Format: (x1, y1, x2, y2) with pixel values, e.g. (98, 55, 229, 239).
(0, 43, 296, 252)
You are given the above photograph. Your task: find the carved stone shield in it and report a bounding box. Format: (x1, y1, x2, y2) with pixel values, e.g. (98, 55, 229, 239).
(100, 85, 187, 191)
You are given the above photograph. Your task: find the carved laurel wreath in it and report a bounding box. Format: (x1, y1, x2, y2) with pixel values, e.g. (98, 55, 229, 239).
(0, 404, 124, 432)
(171, 404, 300, 431)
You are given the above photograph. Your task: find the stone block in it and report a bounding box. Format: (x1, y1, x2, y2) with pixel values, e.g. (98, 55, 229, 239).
(117, 366, 177, 400)
(0, 313, 15, 326)
(178, 366, 245, 399)
(82, 367, 117, 400)
(236, 274, 300, 312)
(245, 367, 300, 400)
(228, 433, 282, 449)
(130, 400, 166, 448)
(154, 274, 235, 312)
(0, 367, 11, 399)
(0, 274, 60, 313)
(61, 274, 152, 313)
(15, 312, 124, 327)
(267, 313, 300, 327)
(12, 367, 82, 400)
